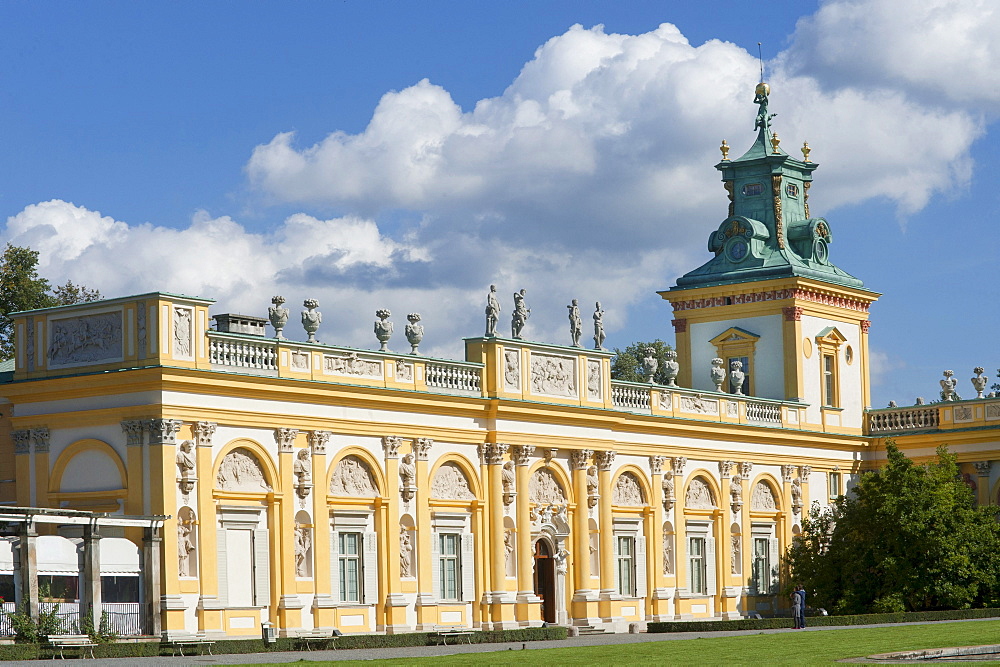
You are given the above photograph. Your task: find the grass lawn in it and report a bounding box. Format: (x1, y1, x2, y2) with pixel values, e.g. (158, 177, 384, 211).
(243, 619, 1000, 665)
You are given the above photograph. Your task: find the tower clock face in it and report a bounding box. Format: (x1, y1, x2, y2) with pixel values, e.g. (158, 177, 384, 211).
(727, 238, 749, 262)
(814, 238, 829, 263)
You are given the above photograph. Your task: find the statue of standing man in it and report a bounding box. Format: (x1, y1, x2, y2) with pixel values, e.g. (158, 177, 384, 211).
(511, 289, 529, 339)
(593, 301, 606, 350)
(568, 299, 583, 347)
(485, 284, 501, 337)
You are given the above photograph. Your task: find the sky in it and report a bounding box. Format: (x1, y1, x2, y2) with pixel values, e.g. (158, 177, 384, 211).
(2, 0, 999, 408)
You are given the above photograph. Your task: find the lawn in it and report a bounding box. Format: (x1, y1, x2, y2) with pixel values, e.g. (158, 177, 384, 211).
(246, 619, 1000, 665)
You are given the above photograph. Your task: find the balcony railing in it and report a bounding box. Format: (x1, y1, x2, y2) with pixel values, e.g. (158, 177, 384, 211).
(867, 405, 940, 434)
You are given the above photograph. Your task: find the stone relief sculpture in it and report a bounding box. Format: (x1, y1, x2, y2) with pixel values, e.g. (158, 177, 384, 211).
(291, 351, 309, 370)
(504, 350, 521, 391)
(791, 477, 803, 514)
(750, 481, 777, 511)
(173, 308, 193, 357)
(294, 522, 312, 577)
(529, 468, 567, 504)
(431, 462, 476, 500)
(268, 296, 289, 338)
(504, 529, 516, 575)
(531, 354, 577, 397)
(325, 352, 382, 378)
(567, 299, 583, 347)
(47, 313, 123, 366)
(710, 357, 727, 392)
(685, 477, 715, 509)
(400, 530, 414, 578)
(177, 508, 196, 577)
(662, 526, 673, 575)
(404, 314, 423, 354)
(662, 349, 679, 388)
(502, 461, 516, 506)
(731, 534, 742, 574)
(216, 448, 272, 492)
(730, 475, 743, 513)
(613, 472, 645, 506)
(399, 453, 416, 487)
(662, 473, 676, 511)
(586, 465, 599, 508)
(176, 440, 196, 478)
(396, 361, 413, 382)
(587, 360, 601, 400)
(593, 302, 606, 350)
(940, 370, 958, 401)
(329, 455, 379, 497)
(293, 448, 312, 485)
(301, 299, 321, 343)
(680, 395, 719, 415)
(485, 284, 501, 337)
(374, 309, 393, 351)
(511, 289, 530, 339)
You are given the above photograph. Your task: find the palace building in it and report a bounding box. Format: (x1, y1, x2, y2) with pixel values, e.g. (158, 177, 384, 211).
(1, 82, 998, 638)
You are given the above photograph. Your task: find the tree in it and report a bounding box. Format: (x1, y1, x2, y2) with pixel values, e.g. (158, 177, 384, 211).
(0, 244, 101, 361)
(610, 339, 674, 384)
(786, 441, 1000, 613)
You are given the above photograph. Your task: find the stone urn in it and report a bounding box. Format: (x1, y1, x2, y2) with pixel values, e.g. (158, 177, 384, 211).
(404, 313, 424, 354)
(301, 299, 321, 343)
(268, 295, 289, 339)
(374, 309, 393, 352)
(730, 359, 746, 395)
(940, 370, 958, 402)
(971, 367, 988, 399)
(710, 357, 726, 392)
(662, 349, 679, 388)
(641, 347, 658, 383)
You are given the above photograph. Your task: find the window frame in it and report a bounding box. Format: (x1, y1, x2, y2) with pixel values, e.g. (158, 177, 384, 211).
(338, 531, 362, 603)
(438, 532, 462, 601)
(616, 535, 636, 597)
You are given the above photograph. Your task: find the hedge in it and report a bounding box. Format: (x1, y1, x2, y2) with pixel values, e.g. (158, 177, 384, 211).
(647, 607, 1000, 633)
(0, 625, 567, 660)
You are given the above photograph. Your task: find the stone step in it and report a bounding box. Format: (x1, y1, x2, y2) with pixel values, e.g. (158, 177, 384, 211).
(576, 625, 610, 635)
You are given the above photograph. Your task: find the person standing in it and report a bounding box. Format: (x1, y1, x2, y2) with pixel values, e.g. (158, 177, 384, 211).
(797, 584, 807, 629)
(790, 585, 802, 629)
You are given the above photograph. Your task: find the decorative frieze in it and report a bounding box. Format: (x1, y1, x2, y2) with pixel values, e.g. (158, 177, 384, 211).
(680, 395, 719, 415)
(217, 448, 272, 493)
(47, 312, 123, 366)
(671, 289, 872, 314)
(329, 456, 378, 497)
(529, 468, 567, 504)
(750, 482, 777, 511)
(613, 472, 645, 506)
(686, 477, 715, 509)
(430, 462, 475, 500)
(504, 349, 521, 391)
(530, 353, 577, 398)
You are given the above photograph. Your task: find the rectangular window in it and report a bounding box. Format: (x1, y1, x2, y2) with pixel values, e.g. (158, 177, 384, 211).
(752, 537, 770, 595)
(338, 532, 361, 603)
(688, 536, 706, 595)
(439, 533, 461, 600)
(828, 471, 841, 499)
(616, 536, 635, 597)
(728, 355, 750, 394)
(823, 354, 837, 407)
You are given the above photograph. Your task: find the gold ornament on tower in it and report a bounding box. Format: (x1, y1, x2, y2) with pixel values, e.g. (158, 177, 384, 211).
(720, 139, 730, 161)
(770, 131, 781, 154)
(801, 141, 811, 162)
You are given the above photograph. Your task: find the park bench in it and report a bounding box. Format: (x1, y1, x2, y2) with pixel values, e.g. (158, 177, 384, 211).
(45, 634, 97, 659)
(293, 628, 338, 650)
(430, 624, 475, 645)
(161, 631, 216, 656)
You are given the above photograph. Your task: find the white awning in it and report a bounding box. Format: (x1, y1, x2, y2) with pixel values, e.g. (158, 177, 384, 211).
(100, 537, 140, 575)
(0, 537, 16, 573)
(37, 535, 78, 574)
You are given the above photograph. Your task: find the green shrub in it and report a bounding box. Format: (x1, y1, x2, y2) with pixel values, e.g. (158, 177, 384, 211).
(647, 607, 1000, 633)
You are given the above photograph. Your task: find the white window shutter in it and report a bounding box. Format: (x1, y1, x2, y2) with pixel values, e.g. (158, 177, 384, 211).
(431, 533, 441, 600)
(706, 536, 717, 596)
(768, 536, 780, 594)
(613, 536, 620, 592)
(635, 535, 647, 598)
(216, 528, 229, 607)
(330, 530, 340, 603)
(460, 533, 476, 602)
(253, 529, 270, 606)
(363, 531, 379, 605)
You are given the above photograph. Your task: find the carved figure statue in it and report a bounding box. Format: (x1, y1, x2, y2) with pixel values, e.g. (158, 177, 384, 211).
(730, 475, 743, 511)
(791, 477, 803, 510)
(176, 440, 196, 478)
(662, 528, 673, 575)
(399, 453, 416, 488)
(177, 521, 195, 577)
(294, 523, 311, 577)
(662, 474, 675, 509)
(642, 347, 658, 383)
(710, 357, 726, 392)
(504, 529, 515, 574)
(293, 448, 312, 485)
(567, 299, 583, 347)
(730, 359, 746, 395)
(662, 349, 679, 388)
(268, 295, 290, 339)
(940, 370, 958, 401)
(511, 289, 530, 339)
(972, 367, 988, 399)
(301, 299, 322, 343)
(501, 461, 515, 494)
(753, 81, 775, 133)
(405, 313, 424, 354)
(586, 465, 599, 500)
(731, 534, 741, 574)
(400, 530, 414, 578)
(485, 285, 501, 337)
(593, 302, 606, 350)
(374, 309, 393, 351)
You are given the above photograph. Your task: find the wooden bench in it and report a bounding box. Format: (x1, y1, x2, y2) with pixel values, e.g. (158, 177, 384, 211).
(430, 624, 475, 645)
(45, 634, 97, 659)
(161, 631, 216, 656)
(294, 629, 337, 650)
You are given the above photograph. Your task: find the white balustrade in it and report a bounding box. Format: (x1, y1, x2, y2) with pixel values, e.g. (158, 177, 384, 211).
(746, 401, 782, 424)
(612, 382, 651, 411)
(868, 406, 939, 433)
(209, 335, 278, 371)
(426, 362, 482, 393)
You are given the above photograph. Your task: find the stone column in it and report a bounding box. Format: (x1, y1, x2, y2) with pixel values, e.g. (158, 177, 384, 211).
(594, 450, 619, 628)
(780, 464, 796, 598)
(17, 521, 38, 620)
(485, 443, 515, 629)
(717, 461, 740, 620)
(739, 461, 753, 586)
(974, 462, 991, 507)
(143, 524, 163, 636)
(81, 523, 102, 627)
(310, 431, 335, 631)
(797, 465, 812, 516)
(568, 449, 597, 625)
(512, 445, 541, 625)
(380, 435, 409, 633)
(122, 420, 146, 517)
(194, 423, 223, 635)
(860, 320, 873, 409)
(32, 429, 51, 509)
(648, 456, 670, 621)
(671, 457, 688, 620)
(413, 438, 436, 630)
(274, 428, 302, 634)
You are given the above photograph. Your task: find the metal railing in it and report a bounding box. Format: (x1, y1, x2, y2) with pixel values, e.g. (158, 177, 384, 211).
(102, 602, 143, 636)
(0, 601, 14, 635)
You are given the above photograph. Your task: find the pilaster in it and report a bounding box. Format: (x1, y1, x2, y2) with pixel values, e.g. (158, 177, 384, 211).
(485, 443, 517, 629)
(195, 428, 222, 633)
(568, 449, 598, 625)
(379, 435, 409, 632)
(671, 456, 688, 620)
(275, 428, 301, 633)
(413, 438, 436, 629)
(974, 462, 991, 507)
(513, 445, 542, 625)
(648, 456, 669, 621)
(143, 525, 163, 636)
(310, 431, 336, 631)
(594, 450, 620, 627)
(81, 524, 102, 626)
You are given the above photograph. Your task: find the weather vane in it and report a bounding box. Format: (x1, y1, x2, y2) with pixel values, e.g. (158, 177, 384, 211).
(758, 42, 764, 81)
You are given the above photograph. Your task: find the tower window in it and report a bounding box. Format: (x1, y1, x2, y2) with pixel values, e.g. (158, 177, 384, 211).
(785, 183, 799, 197)
(741, 183, 763, 197)
(823, 354, 838, 407)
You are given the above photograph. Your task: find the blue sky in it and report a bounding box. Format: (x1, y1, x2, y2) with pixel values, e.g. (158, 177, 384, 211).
(2, 0, 998, 408)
